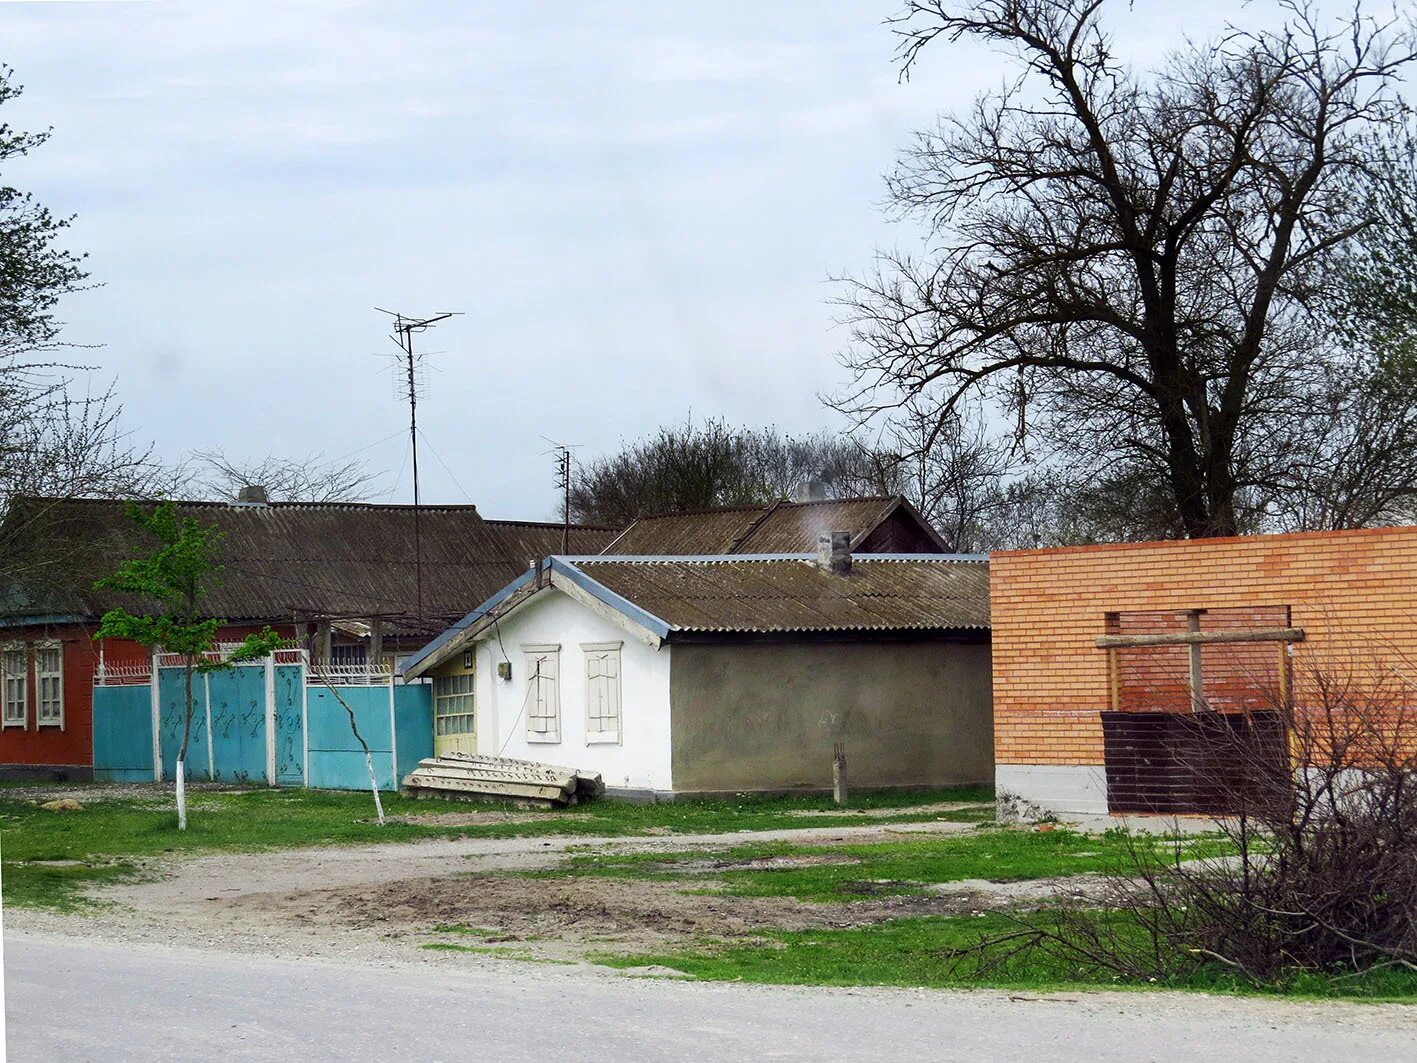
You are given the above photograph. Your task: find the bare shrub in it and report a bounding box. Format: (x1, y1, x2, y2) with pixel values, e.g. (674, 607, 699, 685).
(954, 664, 1417, 988)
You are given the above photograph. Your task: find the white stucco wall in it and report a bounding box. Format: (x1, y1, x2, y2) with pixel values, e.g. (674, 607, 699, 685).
(472, 589, 674, 792)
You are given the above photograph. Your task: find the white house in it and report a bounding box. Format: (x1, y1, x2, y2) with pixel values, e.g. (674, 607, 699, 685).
(401, 534, 994, 798)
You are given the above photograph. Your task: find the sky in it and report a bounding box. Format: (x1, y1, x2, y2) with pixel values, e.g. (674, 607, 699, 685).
(3, 0, 1287, 519)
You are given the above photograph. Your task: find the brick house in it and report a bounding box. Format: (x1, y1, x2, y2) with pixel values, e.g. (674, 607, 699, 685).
(0, 494, 616, 779)
(990, 524, 1417, 816)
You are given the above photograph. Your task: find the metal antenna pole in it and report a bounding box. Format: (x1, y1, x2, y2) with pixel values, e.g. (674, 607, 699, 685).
(377, 308, 458, 627)
(541, 436, 580, 556)
(559, 446, 571, 553)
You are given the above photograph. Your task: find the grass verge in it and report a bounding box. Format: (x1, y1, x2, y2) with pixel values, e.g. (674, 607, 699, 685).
(595, 913, 1417, 1000)
(555, 829, 1230, 901)
(0, 784, 992, 910)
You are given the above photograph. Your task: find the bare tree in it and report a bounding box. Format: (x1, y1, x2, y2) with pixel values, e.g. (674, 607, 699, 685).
(173, 449, 383, 503)
(863, 399, 1020, 551)
(834, 1, 1417, 539)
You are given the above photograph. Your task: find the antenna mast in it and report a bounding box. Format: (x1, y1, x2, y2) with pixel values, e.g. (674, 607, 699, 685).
(377, 308, 458, 626)
(542, 437, 580, 555)
(555, 445, 572, 553)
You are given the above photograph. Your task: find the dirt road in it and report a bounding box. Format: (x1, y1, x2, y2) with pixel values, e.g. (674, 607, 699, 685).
(11, 816, 1018, 965)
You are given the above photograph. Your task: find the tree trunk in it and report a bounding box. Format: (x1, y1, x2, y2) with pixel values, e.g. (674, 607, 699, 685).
(177, 659, 194, 831)
(309, 658, 385, 826)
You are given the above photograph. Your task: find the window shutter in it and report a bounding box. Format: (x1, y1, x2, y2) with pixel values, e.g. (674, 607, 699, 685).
(524, 648, 560, 742)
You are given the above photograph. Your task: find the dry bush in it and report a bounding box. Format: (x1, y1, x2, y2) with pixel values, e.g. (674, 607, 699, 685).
(954, 664, 1417, 988)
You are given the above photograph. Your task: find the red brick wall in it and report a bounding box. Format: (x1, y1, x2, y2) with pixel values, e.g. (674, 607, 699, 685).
(990, 525, 1417, 766)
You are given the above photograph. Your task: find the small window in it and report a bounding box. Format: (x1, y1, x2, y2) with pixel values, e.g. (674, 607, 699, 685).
(583, 642, 622, 744)
(330, 643, 368, 668)
(2, 645, 26, 728)
(434, 672, 474, 736)
(35, 642, 63, 728)
(523, 645, 560, 742)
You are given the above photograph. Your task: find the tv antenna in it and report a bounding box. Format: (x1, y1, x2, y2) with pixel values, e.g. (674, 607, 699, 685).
(376, 307, 460, 625)
(541, 436, 580, 553)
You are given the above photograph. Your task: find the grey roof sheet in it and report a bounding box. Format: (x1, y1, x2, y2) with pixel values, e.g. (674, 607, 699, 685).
(571, 555, 990, 633)
(600, 496, 924, 555)
(0, 496, 618, 633)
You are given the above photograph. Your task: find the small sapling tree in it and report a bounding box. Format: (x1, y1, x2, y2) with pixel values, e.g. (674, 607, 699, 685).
(304, 639, 387, 827)
(93, 501, 284, 830)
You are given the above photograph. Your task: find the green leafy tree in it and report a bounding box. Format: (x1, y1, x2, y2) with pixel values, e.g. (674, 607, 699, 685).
(93, 502, 284, 830)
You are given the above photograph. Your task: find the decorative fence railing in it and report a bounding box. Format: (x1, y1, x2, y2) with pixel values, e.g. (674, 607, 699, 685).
(92, 662, 153, 686)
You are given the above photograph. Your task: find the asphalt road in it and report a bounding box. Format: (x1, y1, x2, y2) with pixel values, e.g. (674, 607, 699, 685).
(5, 932, 1414, 1062)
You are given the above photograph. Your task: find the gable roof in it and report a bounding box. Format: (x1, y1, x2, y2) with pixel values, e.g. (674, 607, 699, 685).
(0, 496, 618, 634)
(403, 553, 990, 677)
(598, 496, 948, 556)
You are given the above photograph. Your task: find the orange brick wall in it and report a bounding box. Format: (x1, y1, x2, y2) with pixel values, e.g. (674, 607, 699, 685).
(990, 525, 1417, 766)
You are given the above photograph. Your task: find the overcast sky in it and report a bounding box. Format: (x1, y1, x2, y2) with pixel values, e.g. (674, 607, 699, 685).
(5, 0, 1289, 519)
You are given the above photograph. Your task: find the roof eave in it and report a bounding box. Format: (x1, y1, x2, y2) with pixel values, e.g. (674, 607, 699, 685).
(401, 567, 542, 678)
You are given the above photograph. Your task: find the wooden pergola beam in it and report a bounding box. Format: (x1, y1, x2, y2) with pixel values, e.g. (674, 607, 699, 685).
(1096, 627, 1305, 649)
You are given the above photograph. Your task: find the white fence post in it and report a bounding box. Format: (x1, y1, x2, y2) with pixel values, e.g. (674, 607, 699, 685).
(150, 649, 162, 782)
(388, 669, 398, 791)
(264, 653, 276, 785)
(204, 671, 214, 780)
(301, 649, 310, 787)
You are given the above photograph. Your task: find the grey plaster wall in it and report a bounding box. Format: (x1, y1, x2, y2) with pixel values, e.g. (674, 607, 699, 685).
(668, 639, 993, 793)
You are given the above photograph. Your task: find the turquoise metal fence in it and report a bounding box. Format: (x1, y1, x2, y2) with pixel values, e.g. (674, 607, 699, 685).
(306, 685, 395, 790)
(157, 666, 213, 781)
(394, 684, 434, 778)
(204, 665, 267, 783)
(92, 685, 154, 782)
(92, 655, 432, 791)
(273, 664, 304, 785)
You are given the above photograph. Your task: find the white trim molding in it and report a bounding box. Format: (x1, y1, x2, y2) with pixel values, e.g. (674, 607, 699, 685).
(34, 639, 64, 730)
(1, 641, 27, 730)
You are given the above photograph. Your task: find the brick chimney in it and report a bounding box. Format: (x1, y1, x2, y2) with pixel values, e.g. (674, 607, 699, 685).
(235, 485, 269, 505)
(816, 530, 852, 574)
(794, 480, 827, 503)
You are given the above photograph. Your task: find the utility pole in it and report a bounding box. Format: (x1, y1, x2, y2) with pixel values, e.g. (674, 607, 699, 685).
(377, 308, 458, 626)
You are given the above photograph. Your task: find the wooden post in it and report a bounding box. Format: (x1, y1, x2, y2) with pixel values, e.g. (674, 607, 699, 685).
(832, 743, 848, 806)
(369, 619, 384, 674)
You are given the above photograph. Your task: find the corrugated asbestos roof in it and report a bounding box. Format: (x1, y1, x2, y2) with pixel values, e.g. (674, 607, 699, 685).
(402, 553, 989, 676)
(569, 554, 990, 634)
(0, 496, 618, 633)
(600, 496, 926, 555)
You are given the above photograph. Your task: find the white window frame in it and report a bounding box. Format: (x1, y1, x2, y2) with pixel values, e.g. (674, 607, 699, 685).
(433, 670, 475, 738)
(2, 643, 27, 729)
(582, 641, 622, 744)
(35, 640, 63, 729)
(522, 644, 561, 743)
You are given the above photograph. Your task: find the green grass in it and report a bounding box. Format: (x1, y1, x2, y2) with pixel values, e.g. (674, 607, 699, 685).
(555, 829, 1230, 901)
(0, 784, 993, 910)
(596, 913, 1417, 1000)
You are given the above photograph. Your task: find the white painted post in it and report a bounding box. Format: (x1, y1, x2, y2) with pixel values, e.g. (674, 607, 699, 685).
(204, 671, 214, 780)
(387, 669, 398, 792)
(301, 650, 310, 787)
(264, 653, 276, 785)
(150, 650, 162, 782)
